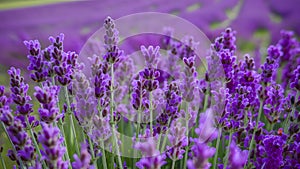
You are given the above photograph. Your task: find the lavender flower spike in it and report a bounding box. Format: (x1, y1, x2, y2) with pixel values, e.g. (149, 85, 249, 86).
(135, 138, 166, 169)
(72, 143, 94, 169)
(187, 141, 215, 169)
(228, 141, 248, 169)
(38, 123, 68, 169)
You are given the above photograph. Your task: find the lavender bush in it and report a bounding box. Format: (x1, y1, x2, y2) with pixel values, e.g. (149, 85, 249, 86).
(0, 15, 300, 169)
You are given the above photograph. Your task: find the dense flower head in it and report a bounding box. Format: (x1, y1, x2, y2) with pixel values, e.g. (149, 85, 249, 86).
(72, 143, 93, 169)
(38, 123, 68, 169)
(260, 45, 282, 84)
(103, 16, 123, 64)
(8, 67, 33, 114)
(221, 28, 237, 53)
(263, 84, 285, 124)
(34, 82, 61, 123)
(187, 141, 215, 169)
(135, 138, 166, 169)
(290, 65, 300, 91)
(195, 109, 218, 143)
(24, 40, 47, 82)
(261, 135, 286, 169)
(166, 119, 187, 160)
(228, 141, 248, 169)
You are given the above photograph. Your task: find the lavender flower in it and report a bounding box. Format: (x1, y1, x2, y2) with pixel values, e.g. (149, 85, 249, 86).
(72, 143, 93, 169)
(261, 45, 282, 84)
(103, 16, 123, 64)
(135, 138, 166, 169)
(228, 141, 248, 169)
(38, 123, 68, 169)
(34, 82, 61, 124)
(166, 119, 187, 161)
(290, 65, 300, 91)
(24, 40, 47, 82)
(8, 67, 33, 116)
(261, 135, 285, 168)
(194, 109, 218, 143)
(187, 141, 215, 169)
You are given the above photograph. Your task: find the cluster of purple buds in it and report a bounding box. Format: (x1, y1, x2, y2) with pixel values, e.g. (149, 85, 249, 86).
(157, 81, 181, 126)
(38, 123, 68, 169)
(166, 119, 188, 161)
(261, 45, 282, 84)
(103, 16, 123, 64)
(8, 67, 33, 116)
(140, 45, 160, 92)
(72, 143, 93, 169)
(134, 139, 166, 169)
(24, 40, 47, 82)
(34, 81, 61, 124)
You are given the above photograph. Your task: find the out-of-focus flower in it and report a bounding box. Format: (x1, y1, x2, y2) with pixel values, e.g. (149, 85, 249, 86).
(187, 141, 215, 169)
(72, 143, 93, 169)
(166, 119, 187, 160)
(228, 141, 248, 169)
(135, 138, 166, 169)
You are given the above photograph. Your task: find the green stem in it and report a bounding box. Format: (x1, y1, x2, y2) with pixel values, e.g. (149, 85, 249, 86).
(25, 117, 47, 169)
(96, 99, 108, 169)
(149, 92, 153, 134)
(88, 136, 99, 169)
(160, 118, 172, 152)
(223, 131, 233, 169)
(64, 86, 80, 155)
(245, 100, 264, 168)
(212, 127, 222, 169)
(171, 159, 176, 169)
(52, 77, 71, 167)
(0, 146, 7, 169)
(110, 64, 123, 169)
(183, 103, 190, 169)
(284, 91, 299, 134)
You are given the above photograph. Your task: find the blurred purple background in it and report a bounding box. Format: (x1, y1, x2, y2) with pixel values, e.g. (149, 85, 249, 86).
(0, 0, 300, 69)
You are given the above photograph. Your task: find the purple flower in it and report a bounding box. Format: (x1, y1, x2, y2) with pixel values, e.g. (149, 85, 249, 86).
(24, 40, 47, 82)
(8, 67, 33, 115)
(72, 143, 93, 169)
(228, 141, 248, 169)
(74, 72, 97, 133)
(261, 45, 282, 84)
(103, 16, 123, 64)
(194, 108, 218, 143)
(187, 141, 215, 169)
(135, 138, 166, 169)
(34, 82, 61, 124)
(166, 119, 187, 160)
(140, 45, 161, 92)
(262, 135, 285, 169)
(38, 123, 68, 169)
(290, 65, 300, 91)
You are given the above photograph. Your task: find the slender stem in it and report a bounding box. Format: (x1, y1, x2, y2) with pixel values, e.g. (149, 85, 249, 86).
(160, 118, 172, 152)
(284, 91, 299, 134)
(183, 103, 190, 169)
(0, 153, 6, 169)
(245, 100, 263, 168)
(64, 86, 80, 155)
(110, 63, 123, 169)
(25, 117, 47, 169)
(149, 92, 153, 134)
(87, 136, 98, 169)
(223, 131, 233, 169)
(171, 159, 176, 169)
(212, 127, 222, 169)
(52, 77, 71, 166)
